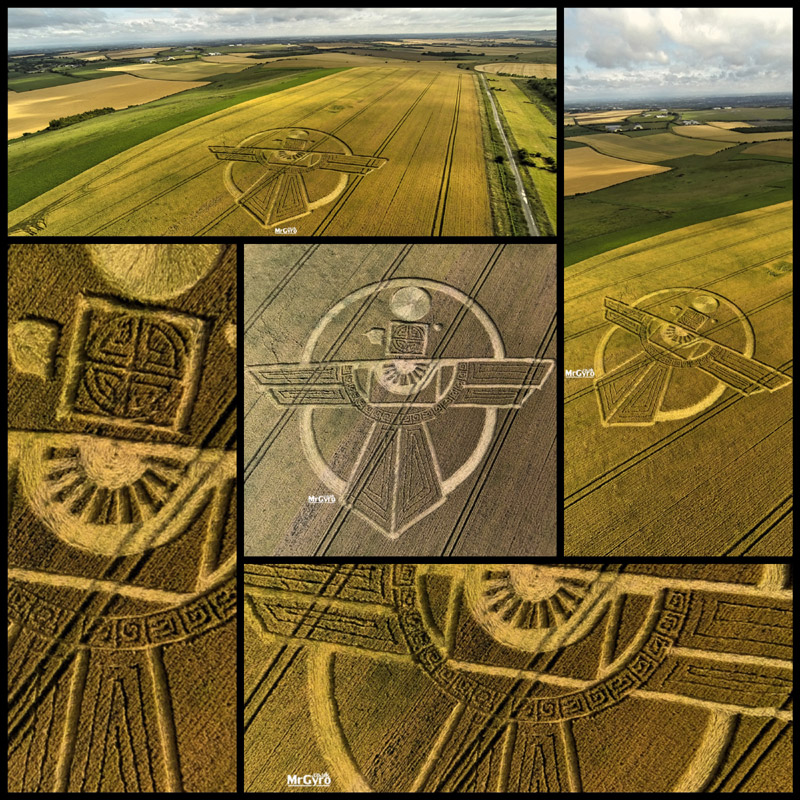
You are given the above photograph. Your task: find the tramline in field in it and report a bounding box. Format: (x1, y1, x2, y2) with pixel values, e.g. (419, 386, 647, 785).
(8, 61, 551, 237)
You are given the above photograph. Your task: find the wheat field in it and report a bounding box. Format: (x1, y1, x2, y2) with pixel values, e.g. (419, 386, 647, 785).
(565, 146, 671, 194)
(8, 66, 493, 237)
(8, 75, 207, 139)
(474, 62, 557, 77)
(672, 125, 794, 144)
(564, 201, 793, 555)
(568, 132, 731, 162)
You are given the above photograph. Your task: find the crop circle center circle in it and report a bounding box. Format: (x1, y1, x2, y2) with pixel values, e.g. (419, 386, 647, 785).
(508, 564, 563, 603)
(390, 287, 431, 321)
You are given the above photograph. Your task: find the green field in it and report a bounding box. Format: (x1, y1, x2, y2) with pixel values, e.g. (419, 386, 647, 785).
(8, 66, 347, 212)
(8, 71, 83, 91)
(491, 75, 556, 233)
(564, 123, 605, 137)
(470, 47, 558, 66)
(678, 106, 793, 121)
(98, 59, 250, 80)
(565, 143, 793, 265)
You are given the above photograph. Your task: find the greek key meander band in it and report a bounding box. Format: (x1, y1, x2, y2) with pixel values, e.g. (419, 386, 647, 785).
(392, 564, 689, 722)
(8, 579, 236, 649)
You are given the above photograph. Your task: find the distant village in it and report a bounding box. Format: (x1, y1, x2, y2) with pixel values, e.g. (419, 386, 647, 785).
(600, 106, 736, 133)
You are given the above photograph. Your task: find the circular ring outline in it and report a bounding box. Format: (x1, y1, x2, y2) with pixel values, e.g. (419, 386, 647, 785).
(595, 288, 754, 422)
(299, 279, 505, 496)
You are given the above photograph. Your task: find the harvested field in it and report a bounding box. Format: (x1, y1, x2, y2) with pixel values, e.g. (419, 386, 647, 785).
(100, 60, 249, 80)
(57, 49, 103, 56)
(564, 116, 576, 125)
(8, 74, 207, 139)
(106, 47, 166, 59)
(673, 124, 794, 143)
(474, 62, 557, 77)
(566, 147, 670, 195)
(244, 243, 557, 556)
(743, 140, 793, 158)
(55, 53, 108, 61)
(564, 201, 793, 555)
(569, 131, 731, 162)
(244, 562, 793, 792)
(707, 120, 754, 129)
(9, 66, 498, 236)
(7, 243, 238, 792)
(572, 109, 643, 124)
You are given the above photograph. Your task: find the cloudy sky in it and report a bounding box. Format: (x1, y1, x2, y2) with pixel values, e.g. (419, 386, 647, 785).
(8, 7, 556, 49)
(566, 8, 792, 101)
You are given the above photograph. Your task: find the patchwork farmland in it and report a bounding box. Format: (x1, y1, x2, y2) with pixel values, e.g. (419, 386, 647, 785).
(567, 131, 730, 162)
(8, 39, 557, 237)
(565, 146, 670, 195)
(564, 104, 794, 263)
(8, 74, 207, 139)
(564, 98, 793, 555)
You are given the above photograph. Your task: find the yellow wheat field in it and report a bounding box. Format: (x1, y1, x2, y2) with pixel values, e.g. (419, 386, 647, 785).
(672, 124, 794, 143)
(571, 109, 643, 124)
(7, 75, 207, 139)
(565, 147, 670, 194)
(100, 60, 249, 80)
(8, 67, 492, 237)
(743, 140, 793, 158)
(474, 62, 557, 78)
(202, 52, 396, 68)
(565, 201, 793, 555)
(105, 47, 166, 59)
(56, 52, 108, 61)
(198, 54, 264, 63)
(707, 120, 753, 129)
(568, 132, 730, 163)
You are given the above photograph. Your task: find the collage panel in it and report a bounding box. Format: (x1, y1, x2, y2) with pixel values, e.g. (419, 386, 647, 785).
(244, 243, 557, 557)
(7, 5, 795, 796)
(244, 562, 792, 793)
(7, 244, 238, 791)
(8, 17, 556, 239)
(563, 8, 793, 556)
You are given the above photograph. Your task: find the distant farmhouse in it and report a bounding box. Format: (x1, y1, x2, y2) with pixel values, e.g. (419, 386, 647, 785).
(140, 57, 155, 63)
(605, 124, 623, 132)
(680, 119, 701, 125)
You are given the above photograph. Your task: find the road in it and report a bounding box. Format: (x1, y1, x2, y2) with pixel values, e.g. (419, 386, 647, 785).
(479, 72, 539, 236)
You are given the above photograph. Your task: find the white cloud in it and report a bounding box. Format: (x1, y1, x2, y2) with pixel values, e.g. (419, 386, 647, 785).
(566, 7, 792, 99)
(8, 7, 557, 48)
